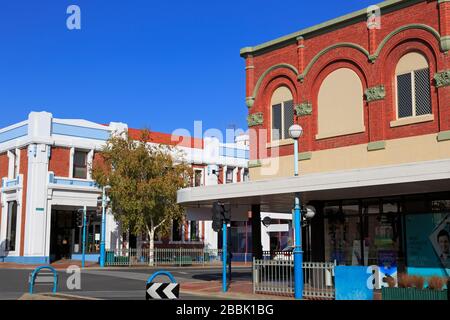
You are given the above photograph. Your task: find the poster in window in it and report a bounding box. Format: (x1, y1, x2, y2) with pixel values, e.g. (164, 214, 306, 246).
(429, 214, 450, 271)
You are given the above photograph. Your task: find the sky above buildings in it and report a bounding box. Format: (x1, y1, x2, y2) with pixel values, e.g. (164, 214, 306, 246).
(0, 0, 375, 139)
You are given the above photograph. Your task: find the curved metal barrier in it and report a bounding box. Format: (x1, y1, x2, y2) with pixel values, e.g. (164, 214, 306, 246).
(29, 266, 58, 294)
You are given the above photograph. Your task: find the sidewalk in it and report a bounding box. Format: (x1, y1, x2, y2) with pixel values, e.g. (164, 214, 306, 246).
(180, 280, 294, 300)
(0, 260, 99, 270)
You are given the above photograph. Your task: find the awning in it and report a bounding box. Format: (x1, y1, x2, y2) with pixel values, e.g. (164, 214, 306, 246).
(178, 159, 450, 214)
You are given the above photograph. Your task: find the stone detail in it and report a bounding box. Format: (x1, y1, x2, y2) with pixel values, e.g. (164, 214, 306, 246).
(295, 102, 312, 116)
(247, 113, 264, 127)
(246, 97, 255, 108)
(434, 70, 450, 88)
(365, 85, 386, 102)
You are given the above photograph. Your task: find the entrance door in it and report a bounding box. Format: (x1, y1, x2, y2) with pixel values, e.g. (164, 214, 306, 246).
(50, 210, 75, 263)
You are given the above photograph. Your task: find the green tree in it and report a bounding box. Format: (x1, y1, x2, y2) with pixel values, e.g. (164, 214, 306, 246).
(92, 130, 193, 264)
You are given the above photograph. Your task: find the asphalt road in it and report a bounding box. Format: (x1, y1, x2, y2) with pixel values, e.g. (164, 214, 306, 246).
(0, 267, 252, 300)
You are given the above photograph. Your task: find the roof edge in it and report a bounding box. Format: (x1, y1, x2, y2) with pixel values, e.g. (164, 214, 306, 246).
(240, 0, 423, 57)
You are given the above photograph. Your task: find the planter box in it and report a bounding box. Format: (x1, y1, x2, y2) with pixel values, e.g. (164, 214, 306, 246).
(382, 287, 448, 300)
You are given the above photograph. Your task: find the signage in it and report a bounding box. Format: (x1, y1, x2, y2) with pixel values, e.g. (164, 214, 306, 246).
(146, 283, 180, 300)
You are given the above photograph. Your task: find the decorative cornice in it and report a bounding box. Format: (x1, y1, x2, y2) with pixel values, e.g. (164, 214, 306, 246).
(434, 70, 450, 88)
(365, 85, 386, 102)
(295, 102, 313, 116)
(246, 97, 255, 108)
(247, 113, 264, 127)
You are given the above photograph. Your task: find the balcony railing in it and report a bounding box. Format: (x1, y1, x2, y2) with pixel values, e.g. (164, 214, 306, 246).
(48, 172, 98, 188)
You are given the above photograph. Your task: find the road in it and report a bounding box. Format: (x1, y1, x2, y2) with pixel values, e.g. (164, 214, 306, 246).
(0, 267, 252, 300)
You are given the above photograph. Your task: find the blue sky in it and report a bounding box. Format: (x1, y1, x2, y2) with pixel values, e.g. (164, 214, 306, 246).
(0, 0, 375, 138)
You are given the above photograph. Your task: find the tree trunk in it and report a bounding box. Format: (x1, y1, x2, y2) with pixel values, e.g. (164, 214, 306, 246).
(148, 228, 155, 266)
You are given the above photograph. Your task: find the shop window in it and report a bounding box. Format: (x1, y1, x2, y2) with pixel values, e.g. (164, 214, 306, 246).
(172, 220, 182, 242)
(226, 167, 234, 184)
(395, 52, 431, 119)
(73, 150, 88, 179)
(193, 169, 203, 187)
(5, 201, 18, 252)
(243, 168, 250, 182)
(189, 221, 199, 241)
(317, 68, 365, 139)
(271, 86, 294, 141)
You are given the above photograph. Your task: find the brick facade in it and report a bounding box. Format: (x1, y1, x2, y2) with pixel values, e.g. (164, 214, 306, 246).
(243, 0, 449, 161)
(48, 147, 71, 177)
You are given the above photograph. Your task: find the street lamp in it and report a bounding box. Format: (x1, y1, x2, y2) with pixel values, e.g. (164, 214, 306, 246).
(288, 124, 304, 300)
(100, 185, 111, 268)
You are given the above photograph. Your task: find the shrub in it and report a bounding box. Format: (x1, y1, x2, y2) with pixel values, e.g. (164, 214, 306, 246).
(398, 273, 412, 288)
(383, 276, 396, 288)
(410, 275, 425, 289)
(427, 276, 446, 291)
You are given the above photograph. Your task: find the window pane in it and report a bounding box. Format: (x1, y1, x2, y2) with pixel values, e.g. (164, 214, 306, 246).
(283, 100, 294, 140)
(74, 151, 87, 166)
(397, 73, 413, 118)
(272, 104, 282, 141)
(6, 201, 17, 251)
(414, 68, 432, 116)
(73, 166, 87, 179)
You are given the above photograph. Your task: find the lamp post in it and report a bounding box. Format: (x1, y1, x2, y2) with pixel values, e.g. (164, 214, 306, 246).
(100, 185, 111, 268)
(288, 124, 304, 300)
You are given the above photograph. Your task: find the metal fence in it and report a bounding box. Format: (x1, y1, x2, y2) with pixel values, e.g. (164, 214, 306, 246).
(253, 257, 336, 299)
(105, 248, 223, 267)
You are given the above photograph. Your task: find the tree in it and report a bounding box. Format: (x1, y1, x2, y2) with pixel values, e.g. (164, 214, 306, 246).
(92, 129, 193, 265)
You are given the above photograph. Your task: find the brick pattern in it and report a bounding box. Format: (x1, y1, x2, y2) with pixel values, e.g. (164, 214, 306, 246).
(246, 0, 449, 161)
(128, 128, 204, 149)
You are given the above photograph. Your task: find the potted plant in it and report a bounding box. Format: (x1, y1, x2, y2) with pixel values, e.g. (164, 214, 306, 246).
(382, 273, 448, 300)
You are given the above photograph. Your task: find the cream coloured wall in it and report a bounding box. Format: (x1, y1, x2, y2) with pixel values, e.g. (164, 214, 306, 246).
(316, 68, 365, 140)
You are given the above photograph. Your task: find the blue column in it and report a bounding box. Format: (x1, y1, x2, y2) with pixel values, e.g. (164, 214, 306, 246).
(100, 187, 106, 267)
(222, 222, 227, 293)
(82, 206, 87, 268)
(293, 138, 303, 299)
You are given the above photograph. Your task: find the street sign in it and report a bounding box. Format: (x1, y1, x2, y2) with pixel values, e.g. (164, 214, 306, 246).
(146, 271, 179, 300)
(146, 282, 180, 300)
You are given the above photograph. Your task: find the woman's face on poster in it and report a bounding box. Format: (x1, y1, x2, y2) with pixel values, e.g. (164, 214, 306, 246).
(438, 235, 450, 254)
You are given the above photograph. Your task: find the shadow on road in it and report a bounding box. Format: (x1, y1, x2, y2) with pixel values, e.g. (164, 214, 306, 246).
(192, 271, 252, 282)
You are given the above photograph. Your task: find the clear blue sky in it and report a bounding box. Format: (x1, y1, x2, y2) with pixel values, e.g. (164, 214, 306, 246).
(0, 0, 375, 137)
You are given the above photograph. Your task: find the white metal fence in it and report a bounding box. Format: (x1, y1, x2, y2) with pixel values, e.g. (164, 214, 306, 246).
(105, 248, 223, 267)
(253, 258, 336, 299)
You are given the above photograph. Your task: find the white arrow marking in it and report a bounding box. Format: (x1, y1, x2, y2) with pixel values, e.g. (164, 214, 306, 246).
(163, 283, 178, 300)
(147, 283, 162, 299)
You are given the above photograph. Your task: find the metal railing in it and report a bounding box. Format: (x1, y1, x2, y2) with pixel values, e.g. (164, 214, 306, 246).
(105, 248, 223, 267)
(253, 257, 336, 299)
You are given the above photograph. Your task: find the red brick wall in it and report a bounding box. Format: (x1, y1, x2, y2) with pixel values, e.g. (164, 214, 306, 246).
(48, 147, 71, 177)
(246, 0, 449, 161)
(19, 148, 28, 256)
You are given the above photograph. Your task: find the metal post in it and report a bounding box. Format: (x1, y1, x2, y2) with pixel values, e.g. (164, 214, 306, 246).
(222, 222, 227, 293)
(100, 187, 106, 268)
(293, 138, 303, 299)
(82, 205, 87, 268)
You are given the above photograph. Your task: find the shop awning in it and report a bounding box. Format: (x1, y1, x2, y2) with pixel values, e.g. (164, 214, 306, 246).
(177, 159, 450, 215)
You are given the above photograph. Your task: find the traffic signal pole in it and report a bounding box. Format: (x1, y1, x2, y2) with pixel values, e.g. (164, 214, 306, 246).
(222, 222, 227, 293)
(82, 205, 87, 268)
(100, 187, 106, 267)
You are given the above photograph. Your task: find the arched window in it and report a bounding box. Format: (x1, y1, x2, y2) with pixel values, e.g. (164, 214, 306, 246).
(317, 68, 365, 139)
(271, 86, 294, 141)
(395, 52, 431, 119)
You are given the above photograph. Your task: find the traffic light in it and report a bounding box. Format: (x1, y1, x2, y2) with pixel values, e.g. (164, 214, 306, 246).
(211, 202, 231, 232)
(76, 209, 84, 228)
(212, 202, 223, 232)
(96, 196, 103, 216)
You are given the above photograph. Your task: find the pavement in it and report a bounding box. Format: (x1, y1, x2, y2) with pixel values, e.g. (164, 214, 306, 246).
(0, 265, 290, 300)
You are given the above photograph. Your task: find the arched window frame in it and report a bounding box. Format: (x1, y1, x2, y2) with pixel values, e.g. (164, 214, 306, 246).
(394, 52, 432, 122)
(270, 86, 294, 143)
